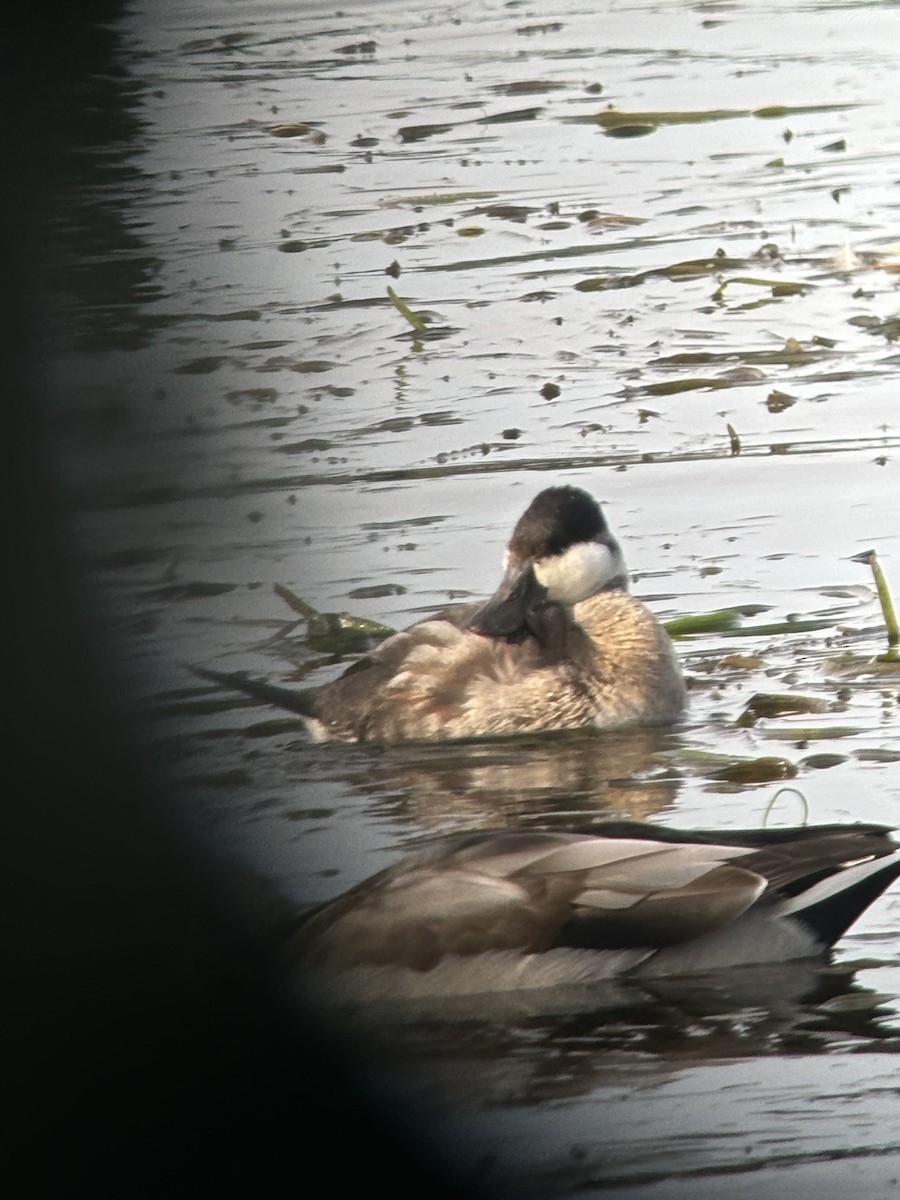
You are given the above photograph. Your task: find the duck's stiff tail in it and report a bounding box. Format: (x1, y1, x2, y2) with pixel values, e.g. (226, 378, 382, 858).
(777, 848, 900, 947)
(187, 664, 316, 719)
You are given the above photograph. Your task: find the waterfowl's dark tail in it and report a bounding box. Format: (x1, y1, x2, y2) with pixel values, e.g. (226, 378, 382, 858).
(186, 664, 316, 719)
(781, 849, 900, 948)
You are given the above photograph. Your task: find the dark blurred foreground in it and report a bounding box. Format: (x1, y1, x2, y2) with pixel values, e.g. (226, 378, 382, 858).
(1, 6, 466, 1192)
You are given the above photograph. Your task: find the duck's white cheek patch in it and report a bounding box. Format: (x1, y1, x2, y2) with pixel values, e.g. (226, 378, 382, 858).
(534, 541, 622, 603)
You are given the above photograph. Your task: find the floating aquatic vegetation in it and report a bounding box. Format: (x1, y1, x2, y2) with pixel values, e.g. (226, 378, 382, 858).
(290, 360, 337, 374)
(659, 254, 746, 278)
(491, 80, 568, 95)
(852, 550, 900, 662)
(627, 376, 755, 397)
(666, 609, 744, 637)
(579, 101, 862, 135)
(848, 313, 900, 340)
(576, 252, 748, 295)
(667, 607, 835, 639)
(719, 653, 764, 670)
(656, 747, 797, 784)
(801, 753, 847, 769)
(736, 693, 831, 726)
(398, 107, 541, 142)
(603, 123, 657, 139)
(269, 122, 325, 141)
(273, 583, 394, 654)
(855, 748, 900, 763)
(174, 355, 229, 375)
(650, 344, 828, 367)
(709, 756, 798, 784)
(758, 725, 864, 741)
(516, 21, 563, 35)
(712, 276, 811, 301)
(380, 191, 499, 208)
(387, 286, 428, 333)
(720, 618, 835, 637)
(470, 203, 537, 222)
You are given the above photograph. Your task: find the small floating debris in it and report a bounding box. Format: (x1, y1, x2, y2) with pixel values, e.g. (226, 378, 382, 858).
(765, 389, 796, 412)
(269, 122, 324, 140)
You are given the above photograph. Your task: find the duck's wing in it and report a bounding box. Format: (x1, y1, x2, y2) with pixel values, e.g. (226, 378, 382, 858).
(185, 603, 485, 735)
(311, 604, 585, 741)
(578, 819, 900, 949)
(188, 601, 595, 741)
(290, 830, 769, 971)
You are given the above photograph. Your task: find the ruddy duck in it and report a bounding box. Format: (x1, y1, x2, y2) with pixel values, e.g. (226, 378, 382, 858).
(194, 485, 687, 743)
(291, 821, 900, 992)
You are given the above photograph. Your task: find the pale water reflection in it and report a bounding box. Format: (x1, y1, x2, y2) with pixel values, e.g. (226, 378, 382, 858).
(48, 0, 900, 1195)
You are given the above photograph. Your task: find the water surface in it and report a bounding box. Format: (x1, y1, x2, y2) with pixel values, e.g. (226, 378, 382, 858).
(48, 1, 900, 1194)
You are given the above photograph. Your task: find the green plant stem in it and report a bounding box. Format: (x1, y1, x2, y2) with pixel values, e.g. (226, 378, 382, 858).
(853, 549, 900, 660)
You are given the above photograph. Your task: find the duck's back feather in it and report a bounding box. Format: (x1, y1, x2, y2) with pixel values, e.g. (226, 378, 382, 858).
(289, 822, 900, 982)
(308, 591, 685, 742)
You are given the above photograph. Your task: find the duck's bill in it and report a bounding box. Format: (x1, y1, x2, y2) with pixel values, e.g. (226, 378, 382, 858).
(468, 559, 548, 640)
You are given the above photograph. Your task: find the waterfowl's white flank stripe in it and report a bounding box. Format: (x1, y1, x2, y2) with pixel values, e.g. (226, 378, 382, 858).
(775, 849, 900, 917)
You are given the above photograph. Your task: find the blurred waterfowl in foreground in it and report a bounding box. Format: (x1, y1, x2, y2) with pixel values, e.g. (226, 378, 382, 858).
(193, 485, 686, 743)
(290, 821, 900, 997)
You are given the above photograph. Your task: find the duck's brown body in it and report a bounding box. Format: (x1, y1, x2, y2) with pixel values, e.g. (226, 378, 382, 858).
(307, 590, 685, 743)
(193, 486, 688, 744)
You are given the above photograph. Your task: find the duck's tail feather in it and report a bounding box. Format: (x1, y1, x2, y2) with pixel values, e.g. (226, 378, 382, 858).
(776, 849, 900, 947)
(186, 664, 316, 718)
